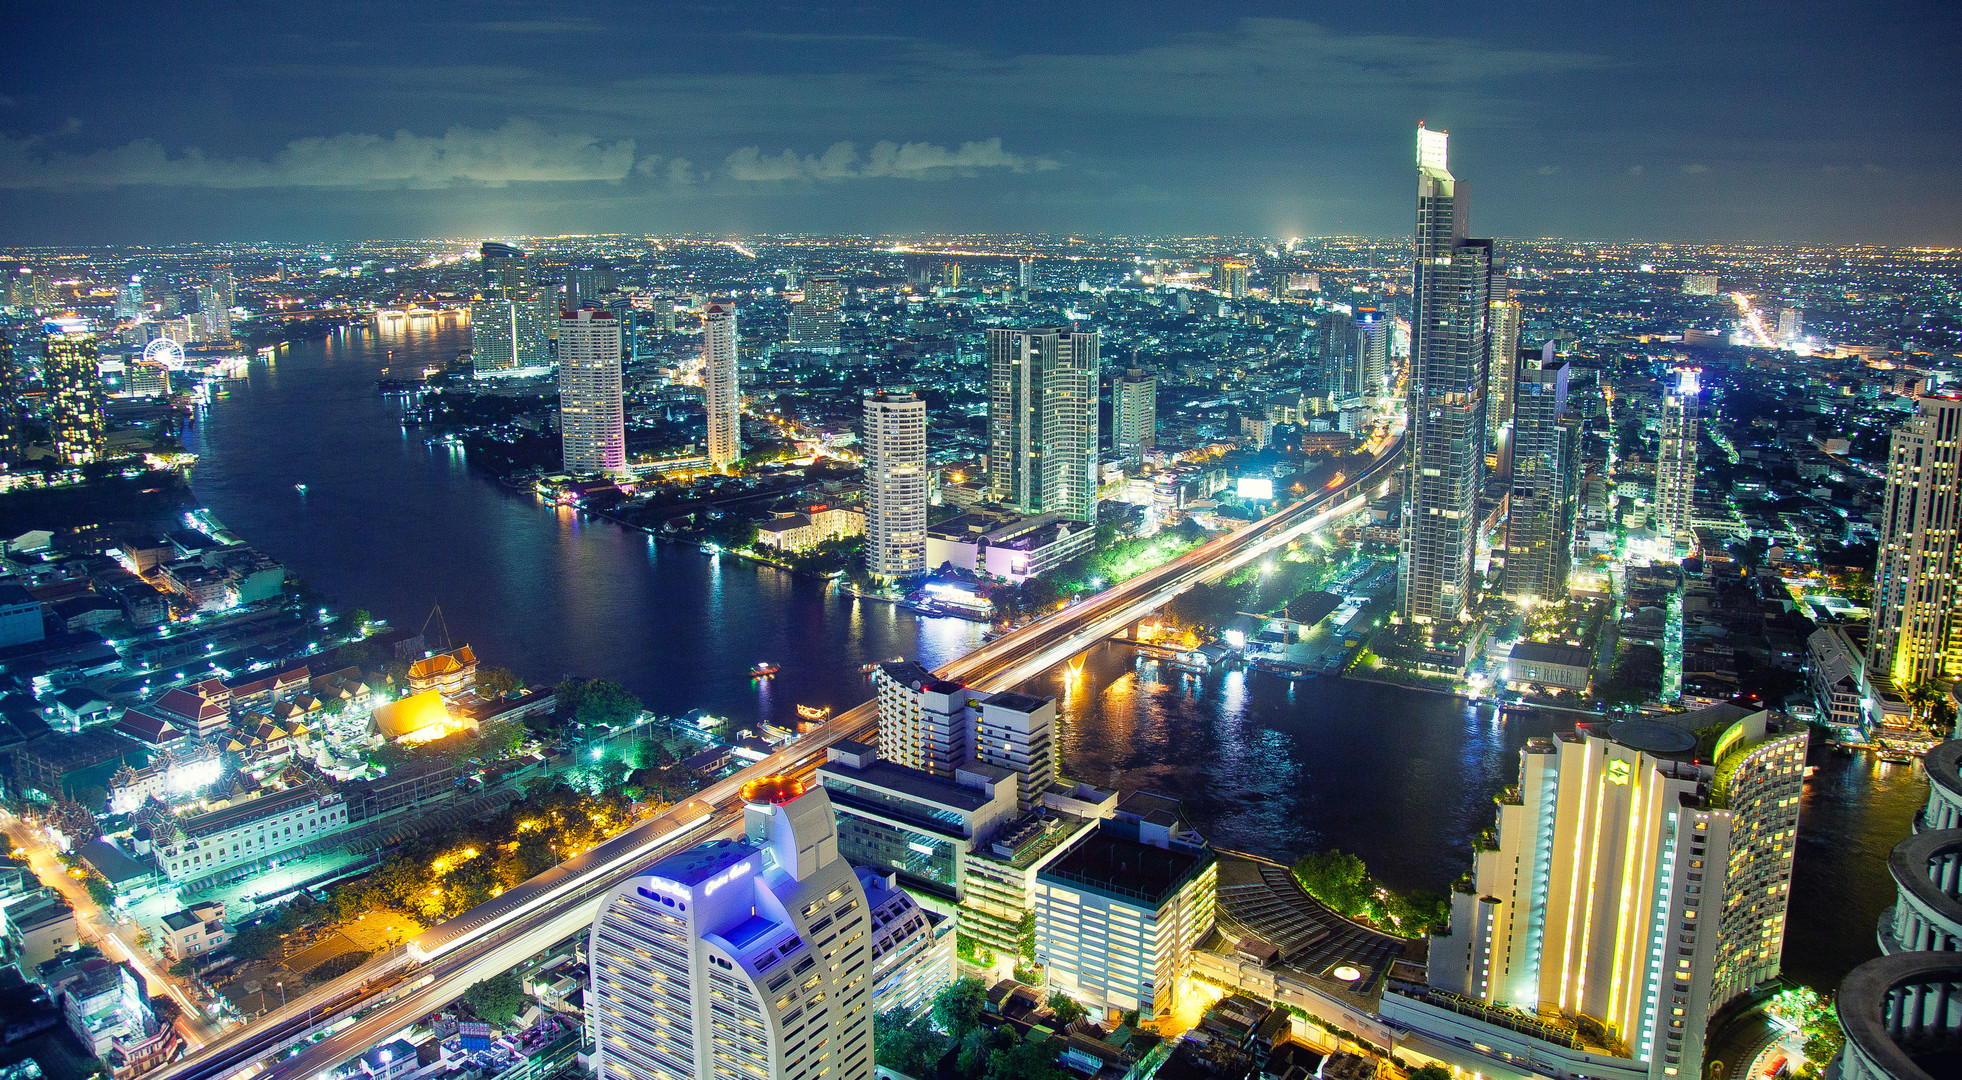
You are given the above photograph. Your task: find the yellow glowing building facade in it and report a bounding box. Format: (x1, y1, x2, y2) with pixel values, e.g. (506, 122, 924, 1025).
(1871, 395, 1962, 689)
(45, 322, 104, 465)
(375, 689, 476, 743)
(1426, 711, 1805, 1080)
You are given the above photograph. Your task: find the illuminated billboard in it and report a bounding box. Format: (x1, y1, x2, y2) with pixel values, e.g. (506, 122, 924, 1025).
(1236, 477, 1275, 500)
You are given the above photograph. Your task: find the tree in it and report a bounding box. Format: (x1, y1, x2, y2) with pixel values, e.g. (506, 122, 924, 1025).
(873, 1009, 944, 1078)
(333, 609, 373, 639)
(1292, 850, 1374, 918)
(1408, 1066, 1453, 1080)
(168, 958, 199, 978)
(554, 678, 589, 716)
(83, 875, 115, 909)
(576, 680, 641, 728)
(462, 969, 528, 1026)
(479, 667, 522, 696)
(226, 922, 282, 962)
(931, 976, 987, 1041)
(985, 1030, 1065, 1080)
(1044, 991, 1088, 1027)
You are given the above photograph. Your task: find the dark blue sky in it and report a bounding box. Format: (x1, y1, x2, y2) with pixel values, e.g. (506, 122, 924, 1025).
(2, 1, 1956, 244)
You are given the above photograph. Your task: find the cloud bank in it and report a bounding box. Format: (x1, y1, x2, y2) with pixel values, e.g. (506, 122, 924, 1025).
(0, 119, 636, 189)
(722, 138, 1057, 181)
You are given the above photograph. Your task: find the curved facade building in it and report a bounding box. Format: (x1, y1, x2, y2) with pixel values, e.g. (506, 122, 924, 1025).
(1837, 739, 1962, 1080)
(589, 781, 874, 1080)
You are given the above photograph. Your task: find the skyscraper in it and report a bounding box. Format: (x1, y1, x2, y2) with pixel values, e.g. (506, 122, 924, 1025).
(1871, 395, 1962, 688)
(987, 326, 1099, 522)
(1504, 344, 1579, 603)
(1401, 124, 1497, 625)
(863, 391, 927, 579)
(703, 301, 741, 469)
(473, 242, 550, 373)
(1486, 287, 1523, 451)
(1776, 304, 1802, 341)
(788, 277, 843, 352)
(1017, 258, 1034, 290)
(197, 267, 233, 342)
(1655, 367, 1701, 536)
(557, 309, 625, 477)
(972, 691, 1055, 812)
(1112, 368, 1157, 461)
(45, 320, 104, 465)
(1215, 260, 1250, 299)
(589, 777, 874, 1080)
(1324, 304, 1389, 400)
(1420, 712, 1806, 1080)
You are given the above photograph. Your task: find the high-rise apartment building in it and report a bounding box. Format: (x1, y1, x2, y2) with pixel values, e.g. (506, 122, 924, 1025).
(1017, 258, 1034, 290)
(873, 661, 973, 778)
(1777, 305, 1803, 341)
(589, 777, 874, 1080)
(1487, 289, 1523, 450)
(1112, 368, 1157, 461)
(1401, 124, 1497, 625)
(1417, 711, 1806, 1080)
(197, 267, 233, 342)
(1655, 367, 1701, 536)
(973, 691, 1055, 813)
(703, 301, 741, 468)
(115, 276, 145, 319)
(45, 320, 104, 465)
(987, 326, 1099, 522)
(1870, 395, 1962, 688)
(863, 391, 927, 579)
(557, 309, 626, 477)
(563, 265, 618, 311)
(1324, 304, 1389, 400)
(1682, 274, 1719, 296)
(788, 277, 843, 352)
(472, 242, 549, 373)
(816, 739, 1018, 900)
(1504, 344, 1578, 604)
(1215, 261, 1250, 299)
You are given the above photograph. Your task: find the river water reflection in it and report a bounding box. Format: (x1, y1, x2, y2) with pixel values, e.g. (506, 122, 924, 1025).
(188, 322, 1916, 990)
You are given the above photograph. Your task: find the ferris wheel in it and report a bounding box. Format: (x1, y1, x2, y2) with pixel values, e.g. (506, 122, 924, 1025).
(143, 337, 187, 369)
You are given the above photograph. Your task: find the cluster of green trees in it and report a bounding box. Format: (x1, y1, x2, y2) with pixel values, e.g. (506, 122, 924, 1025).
(1767, 987, 1845, 1079)
(872, 978, 1071, 1080)
(1291, 850, 1451, 938)
(554, 678, 643, 729)
(462, 970, 530, 1026)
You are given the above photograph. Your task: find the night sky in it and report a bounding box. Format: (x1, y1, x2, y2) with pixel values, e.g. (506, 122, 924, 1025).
(2, 1, 1956, 245)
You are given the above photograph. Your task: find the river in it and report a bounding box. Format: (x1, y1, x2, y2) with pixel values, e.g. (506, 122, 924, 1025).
(186, 321, 1921, 991)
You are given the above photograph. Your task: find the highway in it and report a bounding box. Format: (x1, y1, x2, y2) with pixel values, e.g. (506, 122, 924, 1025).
(153, 434, 1403, 1080)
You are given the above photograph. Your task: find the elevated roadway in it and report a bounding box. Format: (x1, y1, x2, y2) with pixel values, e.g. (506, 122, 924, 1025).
(156, 435, 1404, 1080)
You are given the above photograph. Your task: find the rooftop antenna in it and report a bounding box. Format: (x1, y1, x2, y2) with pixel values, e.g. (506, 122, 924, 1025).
(420, 604, 453, 652)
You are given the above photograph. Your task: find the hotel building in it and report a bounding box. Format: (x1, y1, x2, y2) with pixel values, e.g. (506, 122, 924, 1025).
(590, 778, 873, 1080)
(1408, 709, 1805, 1080)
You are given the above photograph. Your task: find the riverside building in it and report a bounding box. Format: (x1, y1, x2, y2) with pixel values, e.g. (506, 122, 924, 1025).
(557, 308, 626, 477)
(589, 777, 874, 1080)
(704, 301, 741, 468)
(816, 739, 1018, 900)
(1404, 709, 1806, 1080)
(862, 390, 928, 579)
(1402, 124, 1498, 627)
(45, 319, 104, 465)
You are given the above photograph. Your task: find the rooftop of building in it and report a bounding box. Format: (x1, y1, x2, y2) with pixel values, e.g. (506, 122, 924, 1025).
(979, 690, 1049, 714)
(645, 838, 754, 889)
(1507, 640, 1592, 667)
(175, 785, 329, 838)
(1205, 850, 1409, 1004)
(818, 756, 996, 813)
(1041, 828, 1211, 907)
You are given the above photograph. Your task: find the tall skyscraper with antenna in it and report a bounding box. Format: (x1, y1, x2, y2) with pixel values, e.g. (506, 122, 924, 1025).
(1401, 124, 1498, 627)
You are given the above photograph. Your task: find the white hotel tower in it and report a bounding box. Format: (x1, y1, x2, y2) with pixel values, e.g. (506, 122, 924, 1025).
(590, 778, 874, 1080)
